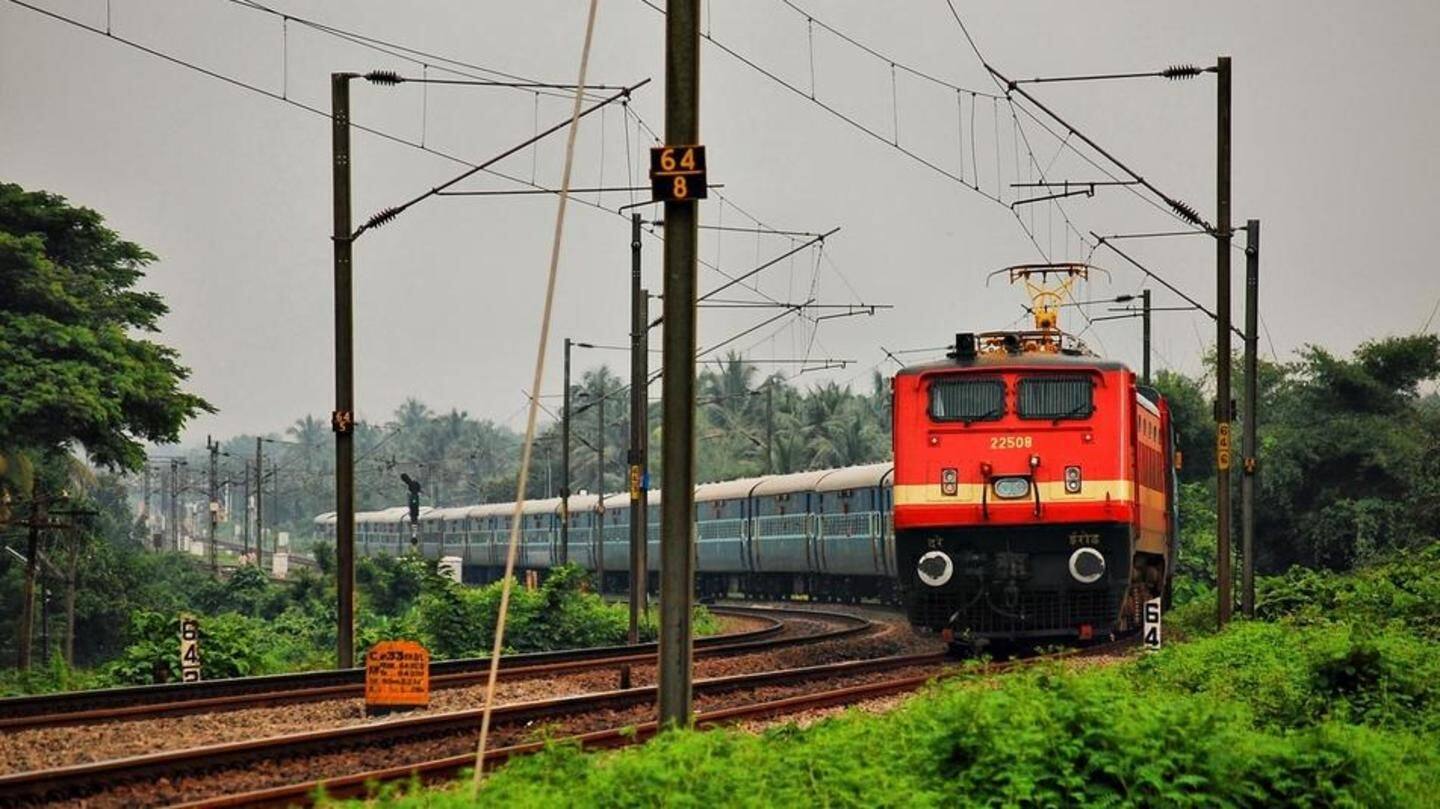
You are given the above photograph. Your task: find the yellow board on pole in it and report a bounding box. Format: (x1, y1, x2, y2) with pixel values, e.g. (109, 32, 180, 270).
(1216, 422, 1232, 471)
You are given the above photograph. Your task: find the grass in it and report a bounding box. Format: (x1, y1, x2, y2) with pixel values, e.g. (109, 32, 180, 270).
(337, 549, 1440, 808)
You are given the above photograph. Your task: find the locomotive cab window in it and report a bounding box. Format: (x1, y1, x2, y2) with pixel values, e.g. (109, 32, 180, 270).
(930, 377, 1005, 422)
(1018, 375, 1094, 420)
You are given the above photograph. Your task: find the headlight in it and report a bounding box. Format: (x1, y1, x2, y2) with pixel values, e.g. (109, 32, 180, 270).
(992, 476, 1030, 499)
(1068, 547, 1106, 584)
(917, 550, 953, 587)
(1064, 465, 1082, 494)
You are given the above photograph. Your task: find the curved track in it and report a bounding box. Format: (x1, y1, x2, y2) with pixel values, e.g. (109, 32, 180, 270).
(0, 605, 869, 732)
(0, 635, 1131, 807)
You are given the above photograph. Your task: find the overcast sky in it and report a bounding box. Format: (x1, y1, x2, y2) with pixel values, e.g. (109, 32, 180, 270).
(4, 1, 1438, 446)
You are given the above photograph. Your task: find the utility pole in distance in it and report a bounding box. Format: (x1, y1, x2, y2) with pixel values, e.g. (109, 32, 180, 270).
(170, 459, 181, 552)
(658, 0, 701, 728)
(331, 71, 357, 669)
(561, 337, 572, 565)
(764, 381, 775, 474)
(628, 212, 650, 677)
(242, 461, 251, 557)
(1214, 55, 1234, 629)
(1141, 289, 1152, 386)
(595, 390, 605, 595)
(208, 436, 219, 575)
(1241, 218, 1260, 618)
(254, 438, 264, 572)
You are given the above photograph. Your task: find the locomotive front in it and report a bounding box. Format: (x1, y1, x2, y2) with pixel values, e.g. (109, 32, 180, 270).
(892, 331, 1159, 646)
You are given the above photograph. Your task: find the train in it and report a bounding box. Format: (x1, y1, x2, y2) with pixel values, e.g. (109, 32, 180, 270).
(315, 463, 899, 602)
(891, 264, 1178, 647)
(315, 265, 1178, 647)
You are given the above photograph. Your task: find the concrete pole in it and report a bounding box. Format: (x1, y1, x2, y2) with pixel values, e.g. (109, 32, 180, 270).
(1214, 55, 1234, 629)
(561, 338, 572, 565)
(1141, 289, 1152, 386)
(1241, 219, 1260, 618)
(658, 0, 701, 728)
(331, 72, 357, 669)
(629, 213, 650, 662)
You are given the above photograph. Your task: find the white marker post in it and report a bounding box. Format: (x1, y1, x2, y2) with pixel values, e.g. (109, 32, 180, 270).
(180, 616, 202, 682)
(1142, 597, 1162, 651)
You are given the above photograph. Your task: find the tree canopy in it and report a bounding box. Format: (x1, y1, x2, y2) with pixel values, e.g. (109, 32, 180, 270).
(0, 183, 211, 472)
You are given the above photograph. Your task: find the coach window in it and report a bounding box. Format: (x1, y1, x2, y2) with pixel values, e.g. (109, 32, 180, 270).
(1017, 375, 1094, 420)
(930, 377, 1005, 422)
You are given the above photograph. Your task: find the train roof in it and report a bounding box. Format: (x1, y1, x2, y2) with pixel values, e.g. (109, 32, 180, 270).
(695, 476, 766, 503)
(815, 463, 893, 492)
(752, 469, 834, 497)
(319, 463, 904, 524)
(357, 506, 411, 524)
(466, 502, 513, 518)
(898, 351, 1129, 377)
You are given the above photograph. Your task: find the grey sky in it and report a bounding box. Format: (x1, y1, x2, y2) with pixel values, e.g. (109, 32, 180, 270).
(4, 1, 1438, 446)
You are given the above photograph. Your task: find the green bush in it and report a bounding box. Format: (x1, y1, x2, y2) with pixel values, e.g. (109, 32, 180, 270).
(104, 610, 279, 684)
(1129, 621, 1440, 735)
(412, 564, 716, 659)
(353, 664, 1437, 808)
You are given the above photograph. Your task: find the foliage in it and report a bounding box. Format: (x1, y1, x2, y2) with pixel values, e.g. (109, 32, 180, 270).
(411, 563, 718, 658)
(105, 610, 276, 684)
(347, 553, 1440, 808)
(0, 182, 211, 471)
(183, 354, 893, 541)
(361, 644, 1438, 808)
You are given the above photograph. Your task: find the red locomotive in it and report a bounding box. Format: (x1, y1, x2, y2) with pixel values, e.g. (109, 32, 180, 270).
(891, 265, 1177, 649)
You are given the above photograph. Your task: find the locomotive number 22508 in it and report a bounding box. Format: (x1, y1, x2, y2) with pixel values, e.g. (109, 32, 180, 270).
(989, 435, 1033, 449)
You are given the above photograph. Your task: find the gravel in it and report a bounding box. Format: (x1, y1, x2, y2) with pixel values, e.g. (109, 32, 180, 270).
(2, 604, 938, 776)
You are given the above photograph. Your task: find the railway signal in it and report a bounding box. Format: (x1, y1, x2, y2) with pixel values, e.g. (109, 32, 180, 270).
(400, 473, 423, 545)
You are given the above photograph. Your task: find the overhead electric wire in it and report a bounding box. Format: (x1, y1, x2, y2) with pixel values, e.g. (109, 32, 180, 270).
(939, 0, 1253, 336)
(779, 0, 1001, 98)
(8, 0, 837, 319)
(227, 0, 608, 103)
(352, 79, 649, 238)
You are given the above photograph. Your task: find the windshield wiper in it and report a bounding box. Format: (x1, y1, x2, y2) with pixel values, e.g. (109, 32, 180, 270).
(963, 406, 1002, 425)
(1050, 402, 1091, 424)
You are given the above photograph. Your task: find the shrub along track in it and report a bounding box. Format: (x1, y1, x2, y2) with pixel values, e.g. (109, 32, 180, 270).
(0, 637, 1131, 807)
(0, 605, 858, 732)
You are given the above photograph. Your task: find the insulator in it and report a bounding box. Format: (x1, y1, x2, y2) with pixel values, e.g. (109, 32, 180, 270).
(1167, 197, 1202, 225)
(365, 70, 403, 85)
(365, 206, 403, 230)
(1162, 64, 1203, 81)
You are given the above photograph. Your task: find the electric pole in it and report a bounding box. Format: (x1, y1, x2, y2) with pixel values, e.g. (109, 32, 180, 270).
(332, 72, 357, 670)
(170, 459, 180, 552)
(242, 460, 251, 557)
(142, 463, 152, 545)
(658, 0, 700, 728)
(764, 381, 775, 474)
(1241, 218, 1260, 618)
(255, 437, 264, 572)
(16, 502, 43, 669)
(595, 390, 605, 595)
(1214, 55, 1234, 629)
(561, 337, 572, 565)
(628, 213, 650, 666)
(208, 436, 219, 575)
(1141, 289, 1152, 386)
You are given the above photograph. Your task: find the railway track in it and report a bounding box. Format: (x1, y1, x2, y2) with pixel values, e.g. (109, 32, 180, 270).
(0, 605, 863, 731)
(0, 636, 1131, 807)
